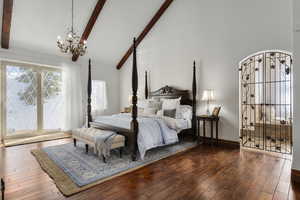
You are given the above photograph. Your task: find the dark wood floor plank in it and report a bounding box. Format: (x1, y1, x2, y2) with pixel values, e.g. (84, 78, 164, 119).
(1, 139, 300, 200)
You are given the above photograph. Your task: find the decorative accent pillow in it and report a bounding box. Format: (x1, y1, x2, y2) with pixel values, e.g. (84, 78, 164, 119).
(176, 105, 192, 120)
(163, 109, 177, 118)
(138, 99, 162, 110)
(161, 97, 181, 110)
(150, 101, 162, 111)
(143, 107, 157, 115)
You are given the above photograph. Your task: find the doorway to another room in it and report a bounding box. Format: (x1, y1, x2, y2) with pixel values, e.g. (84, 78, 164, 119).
(239, 50, 293, 154)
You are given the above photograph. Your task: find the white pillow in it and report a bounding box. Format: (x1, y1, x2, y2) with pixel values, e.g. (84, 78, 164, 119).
(156, 109, 163, 117)
(176, 105, 192, 120)
(137, 100, 150, 109)
(150, 97, 161, 102)
(138, 99, 162, 110)
(161, 97, 181, 110)
(153, 101, 162, 110)
(143, 107, 157, 115)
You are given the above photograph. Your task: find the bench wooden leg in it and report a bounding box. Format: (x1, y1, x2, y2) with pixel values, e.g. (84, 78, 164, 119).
(73, 138, 77, 147)
(1, 178, 5, 200)
(85, 144, 88, 154)
(119, 148, 123, 158)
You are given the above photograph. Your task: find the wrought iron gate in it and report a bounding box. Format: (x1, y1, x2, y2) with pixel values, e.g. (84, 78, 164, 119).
(239, 51, 292, 154)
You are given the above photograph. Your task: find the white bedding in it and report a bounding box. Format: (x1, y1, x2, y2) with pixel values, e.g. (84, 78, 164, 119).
(159, 116, 191, 132)
(92, 113, 182, 159)
(91, 113, 191, 159)
(131, 113, 191, 132)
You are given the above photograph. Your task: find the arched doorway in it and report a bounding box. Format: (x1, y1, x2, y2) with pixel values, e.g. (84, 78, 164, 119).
(239, 50, 293, 154)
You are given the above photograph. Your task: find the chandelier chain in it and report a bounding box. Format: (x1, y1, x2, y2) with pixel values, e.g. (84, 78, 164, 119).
(71, 0, 74, 33)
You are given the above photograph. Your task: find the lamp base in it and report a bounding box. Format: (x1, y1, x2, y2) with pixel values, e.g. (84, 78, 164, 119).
(206, 101, 210, 115)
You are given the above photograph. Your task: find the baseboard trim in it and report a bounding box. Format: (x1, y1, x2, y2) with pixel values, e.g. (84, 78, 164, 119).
(291, 169, 300, 183)
(218, 138, 240, 148)
(199, 136, 240, 148)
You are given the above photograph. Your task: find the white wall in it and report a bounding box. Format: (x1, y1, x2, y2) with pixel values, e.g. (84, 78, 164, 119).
(120, 0, 293, 142)
(292, 0, 300, 170)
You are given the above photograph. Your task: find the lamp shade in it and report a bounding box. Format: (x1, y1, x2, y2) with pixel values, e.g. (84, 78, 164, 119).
(202, 90, 214, 101)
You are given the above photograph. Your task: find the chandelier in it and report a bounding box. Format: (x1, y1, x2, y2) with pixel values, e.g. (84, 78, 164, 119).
(57, 0, 87, 57)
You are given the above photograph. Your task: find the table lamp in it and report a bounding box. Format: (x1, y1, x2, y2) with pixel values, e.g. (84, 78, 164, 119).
(202, 89, 214, 115)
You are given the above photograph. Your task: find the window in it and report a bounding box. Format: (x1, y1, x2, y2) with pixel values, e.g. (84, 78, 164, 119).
(1, 61, 63, 140)
(91, 80, 107, 116)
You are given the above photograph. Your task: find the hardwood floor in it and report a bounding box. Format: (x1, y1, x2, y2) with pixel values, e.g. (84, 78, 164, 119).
(1, 139, 300, 200)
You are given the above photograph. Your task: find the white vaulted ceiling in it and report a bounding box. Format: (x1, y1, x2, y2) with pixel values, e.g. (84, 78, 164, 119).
(2, 0, 165, 65)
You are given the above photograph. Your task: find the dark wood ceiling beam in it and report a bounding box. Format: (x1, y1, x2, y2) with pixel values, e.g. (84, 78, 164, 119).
(116, 0, 174, 70)
(1, 0, 13, 49)
(72, 0, 107, 62)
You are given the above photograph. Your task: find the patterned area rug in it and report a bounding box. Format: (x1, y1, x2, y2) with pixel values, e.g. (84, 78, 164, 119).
(32, 140, 197, 196)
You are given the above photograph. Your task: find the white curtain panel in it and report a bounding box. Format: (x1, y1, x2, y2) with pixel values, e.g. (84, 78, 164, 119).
(62, 63, 84, 131)
(91, 80, 107, 117)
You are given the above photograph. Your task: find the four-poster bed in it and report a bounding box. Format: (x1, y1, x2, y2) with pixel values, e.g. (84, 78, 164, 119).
(87, 38, 197, 161)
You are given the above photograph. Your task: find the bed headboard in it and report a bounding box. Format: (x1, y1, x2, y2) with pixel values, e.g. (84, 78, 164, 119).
(149, 85, 192, 106)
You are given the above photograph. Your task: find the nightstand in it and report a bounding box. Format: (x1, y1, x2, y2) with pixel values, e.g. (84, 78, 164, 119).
(197, 115, 220, 145)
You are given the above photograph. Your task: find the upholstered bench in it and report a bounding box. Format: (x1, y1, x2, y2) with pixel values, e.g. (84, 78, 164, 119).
(72, 128, 125, 162)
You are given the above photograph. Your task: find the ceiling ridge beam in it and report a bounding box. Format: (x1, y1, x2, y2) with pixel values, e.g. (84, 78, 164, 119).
(72, 0, 107, 62)
(116, 0, 174, 70)
(1, 0, 13, 49)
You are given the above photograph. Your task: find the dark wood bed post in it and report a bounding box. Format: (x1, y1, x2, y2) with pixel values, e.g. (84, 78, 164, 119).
(1, 178, 4, 200)
(145, 71, 148, 99)
(192, 61, 197, 140)
(131, 38, 139, 161)
(87, 59, 93, 128)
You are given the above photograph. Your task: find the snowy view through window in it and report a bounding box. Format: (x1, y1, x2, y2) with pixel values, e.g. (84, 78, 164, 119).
(6, 65, 63, 136)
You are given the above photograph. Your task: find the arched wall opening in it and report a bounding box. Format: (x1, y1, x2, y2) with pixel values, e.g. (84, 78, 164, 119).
(239, 50, 293, 154)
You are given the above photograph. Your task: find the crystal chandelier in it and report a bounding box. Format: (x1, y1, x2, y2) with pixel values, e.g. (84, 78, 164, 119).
(57, 0, 87, 57)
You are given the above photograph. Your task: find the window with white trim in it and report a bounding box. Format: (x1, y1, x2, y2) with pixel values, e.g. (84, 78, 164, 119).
(1, 61, 63, 140)
(91, 80, 107, 116)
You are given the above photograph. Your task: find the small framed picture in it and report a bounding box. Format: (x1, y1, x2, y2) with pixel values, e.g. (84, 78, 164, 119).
(124, 107, 131, 113)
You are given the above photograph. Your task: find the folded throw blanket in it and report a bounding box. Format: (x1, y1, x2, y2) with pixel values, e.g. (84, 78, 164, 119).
(94, 131, 116, 159)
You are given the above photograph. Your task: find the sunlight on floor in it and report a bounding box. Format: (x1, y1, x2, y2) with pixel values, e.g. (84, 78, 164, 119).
(4, 132, 71, 147)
